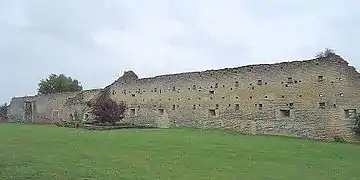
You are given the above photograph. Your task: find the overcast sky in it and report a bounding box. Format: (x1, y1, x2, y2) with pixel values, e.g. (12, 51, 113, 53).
(0, 0, 359, 103)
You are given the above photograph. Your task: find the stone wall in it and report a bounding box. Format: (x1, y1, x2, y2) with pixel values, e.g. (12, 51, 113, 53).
(8, 89, 101, 123)
(8, 92, 77, 123)
(59, 89, 102, 122)
(7, 55, 360, 140)
(108, 55, 360, 140)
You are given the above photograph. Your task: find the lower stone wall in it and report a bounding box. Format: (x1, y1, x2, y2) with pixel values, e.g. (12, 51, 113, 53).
(120, 104, 357, 141)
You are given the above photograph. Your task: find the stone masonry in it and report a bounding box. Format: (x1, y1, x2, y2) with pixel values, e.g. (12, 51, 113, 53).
(7, 55, 360, 140)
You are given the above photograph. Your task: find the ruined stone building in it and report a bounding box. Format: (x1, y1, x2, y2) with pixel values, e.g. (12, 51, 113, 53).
(7, 55, 360, 140)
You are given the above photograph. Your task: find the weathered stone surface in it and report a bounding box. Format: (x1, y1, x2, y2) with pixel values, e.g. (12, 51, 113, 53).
(7, 55, 360, 141)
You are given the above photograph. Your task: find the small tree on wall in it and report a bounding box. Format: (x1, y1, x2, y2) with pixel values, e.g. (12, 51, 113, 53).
(315, 48, 336, 58)
(90, 88, 127, 125)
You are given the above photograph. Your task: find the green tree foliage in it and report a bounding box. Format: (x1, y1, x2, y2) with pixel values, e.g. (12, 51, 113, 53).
(0, 103, 8, 121)
(38, 74, 83, 94)
(315, 48, 336, 58)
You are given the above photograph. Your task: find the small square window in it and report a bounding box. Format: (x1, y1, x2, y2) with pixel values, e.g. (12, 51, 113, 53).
(235, 81, 239, 87)
(208, 109, 216, 116)
(318, 76, 324, 81)
(287, 77, 293, 83)
(235, 104, 240, 110)
(130, 109, 136, 116)
(280, 110, 290, 117)
(158, 109, 164, 115)
(289, 103, 294, 109)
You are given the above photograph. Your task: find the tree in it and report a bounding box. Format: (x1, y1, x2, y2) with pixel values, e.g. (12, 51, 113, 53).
(38, 74, 83, 94)
(0, 103, 8, 121)
(90, 89, 127, 126)
(316, 48, 336, 58)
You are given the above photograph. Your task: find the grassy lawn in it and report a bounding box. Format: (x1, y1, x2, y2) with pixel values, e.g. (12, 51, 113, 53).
(0, 124, 359, 180)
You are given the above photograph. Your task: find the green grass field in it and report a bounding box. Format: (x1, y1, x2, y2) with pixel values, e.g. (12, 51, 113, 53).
(0, 124, 359, 180)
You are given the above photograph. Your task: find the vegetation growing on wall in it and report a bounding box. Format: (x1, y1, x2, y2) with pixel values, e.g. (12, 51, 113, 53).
(0, 103, 8, 121)
(38, 74, 83, 94)
(90, 87, 127, 126)
(315, 48, 336, 58)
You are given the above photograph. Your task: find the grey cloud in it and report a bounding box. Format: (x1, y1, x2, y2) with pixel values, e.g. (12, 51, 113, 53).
(0, 0, 359, 103)
(19, 0, 124, 47)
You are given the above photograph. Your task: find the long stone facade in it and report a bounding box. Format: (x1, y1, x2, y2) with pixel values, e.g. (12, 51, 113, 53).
(7, 55, 360, 140)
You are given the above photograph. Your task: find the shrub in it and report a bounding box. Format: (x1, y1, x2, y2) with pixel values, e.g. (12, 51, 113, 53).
(56, 121, 81, 128)
(91, 93, 127, 126)
(316, 48, 336, 58)
(333, 136, 346, 143)
(0, 103, 8, 121)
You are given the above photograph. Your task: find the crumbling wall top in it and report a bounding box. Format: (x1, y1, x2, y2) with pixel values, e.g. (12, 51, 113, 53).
(115, 55, 350, 85)
(114, 71, 139, 84)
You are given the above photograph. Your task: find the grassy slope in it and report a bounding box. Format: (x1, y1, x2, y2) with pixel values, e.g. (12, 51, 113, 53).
(0, 124, 359, 180)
